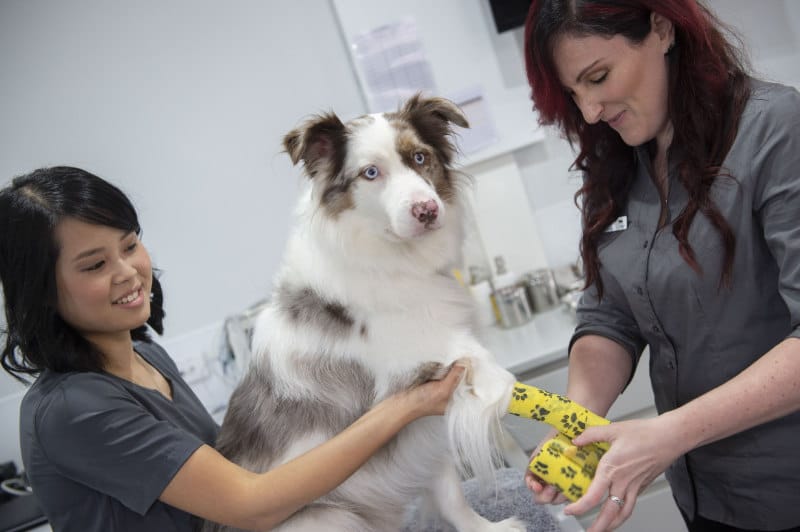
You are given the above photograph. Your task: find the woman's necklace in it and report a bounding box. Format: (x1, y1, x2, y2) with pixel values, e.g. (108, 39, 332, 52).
(134, 353, 172, 400)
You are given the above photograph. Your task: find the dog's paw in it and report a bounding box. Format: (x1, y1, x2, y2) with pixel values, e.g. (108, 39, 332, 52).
(481, 516, 527, 532)
(467, 359, 516, 408)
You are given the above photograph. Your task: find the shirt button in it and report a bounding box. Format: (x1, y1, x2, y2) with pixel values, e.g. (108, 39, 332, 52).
(636, 287, 643, 295)
(652, 325, 660, 333)
(643, 240, 649, 248)
(667, 361, 675, 369)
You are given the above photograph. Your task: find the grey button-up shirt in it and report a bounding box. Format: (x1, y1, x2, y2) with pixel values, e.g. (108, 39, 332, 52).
(571, 79, 800, 529)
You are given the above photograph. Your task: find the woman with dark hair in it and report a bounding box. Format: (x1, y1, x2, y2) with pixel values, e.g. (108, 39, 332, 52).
(0, 166, 466, 531)
(523, 1, 800, 531)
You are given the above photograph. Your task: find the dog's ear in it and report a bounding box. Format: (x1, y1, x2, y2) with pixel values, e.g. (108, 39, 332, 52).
(399, 94, 470, 164)
(283, 113, 347, 179)
(401, 93, 470, 129)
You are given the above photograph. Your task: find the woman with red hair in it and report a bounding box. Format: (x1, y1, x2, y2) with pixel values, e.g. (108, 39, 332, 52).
(523, 1, 800, 531)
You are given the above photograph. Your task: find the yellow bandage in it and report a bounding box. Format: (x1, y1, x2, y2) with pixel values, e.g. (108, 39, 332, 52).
(507, 382, 610, 501)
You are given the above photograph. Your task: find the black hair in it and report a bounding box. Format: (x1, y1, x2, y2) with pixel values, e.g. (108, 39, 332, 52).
(0, 166, 165, 382)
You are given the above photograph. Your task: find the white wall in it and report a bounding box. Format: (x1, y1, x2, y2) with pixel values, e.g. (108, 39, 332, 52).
(0, 0, 369, 467)
(0, 0, 367, 338)
(0, 0, 798, 471)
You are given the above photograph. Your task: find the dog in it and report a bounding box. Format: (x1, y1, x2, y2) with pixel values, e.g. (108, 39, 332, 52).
(206, 95, 524, 531)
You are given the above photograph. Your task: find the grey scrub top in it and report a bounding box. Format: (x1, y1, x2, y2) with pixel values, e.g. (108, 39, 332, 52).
(570, 79, 800, 529)
(19, 340, 220, 532)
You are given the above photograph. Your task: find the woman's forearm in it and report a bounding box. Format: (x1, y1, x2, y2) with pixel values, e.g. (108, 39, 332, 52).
(568, 335, 634, 416)
(248, 395, 419, 526)
(162, 395, 418, 530)
(662, 337, 800, 454)
(162, 366, 463, 530)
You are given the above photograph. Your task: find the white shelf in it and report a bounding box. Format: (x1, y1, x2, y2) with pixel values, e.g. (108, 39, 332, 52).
(457, 126, 545, 170)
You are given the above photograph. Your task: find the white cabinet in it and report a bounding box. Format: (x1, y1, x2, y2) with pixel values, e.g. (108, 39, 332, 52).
(482, 309, 687, 532)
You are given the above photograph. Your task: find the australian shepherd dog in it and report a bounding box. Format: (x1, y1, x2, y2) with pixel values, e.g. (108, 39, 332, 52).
(207, 95, 523, 531)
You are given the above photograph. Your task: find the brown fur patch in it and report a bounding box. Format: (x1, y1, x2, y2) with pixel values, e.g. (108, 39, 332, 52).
(392, 124, 455, 202)
(276, 284, 355, 337)
(320, 177, 356, 217)
(391, 94, 468, 166)
(283, 113, 355, 218)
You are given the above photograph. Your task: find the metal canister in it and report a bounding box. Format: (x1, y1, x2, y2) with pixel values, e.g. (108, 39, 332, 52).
(523, 268, 560, 313)
(492, 283, 534, 329)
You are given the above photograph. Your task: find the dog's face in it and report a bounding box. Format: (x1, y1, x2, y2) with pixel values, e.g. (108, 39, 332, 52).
(284, 95, 469, 241)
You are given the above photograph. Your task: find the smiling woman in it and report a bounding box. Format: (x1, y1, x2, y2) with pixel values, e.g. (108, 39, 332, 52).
(54, 220, 153, 345)
(551, 14, 673, 149)
(0, 167, 166, 378)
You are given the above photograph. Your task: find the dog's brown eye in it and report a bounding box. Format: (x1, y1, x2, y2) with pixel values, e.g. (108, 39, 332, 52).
(363, 165, 380, 180)
(414, 152, 425, 165)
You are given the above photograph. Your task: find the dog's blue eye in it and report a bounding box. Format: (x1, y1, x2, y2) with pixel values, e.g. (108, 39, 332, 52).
(363, 165, 380, 180)
(414, 152, 425, 165)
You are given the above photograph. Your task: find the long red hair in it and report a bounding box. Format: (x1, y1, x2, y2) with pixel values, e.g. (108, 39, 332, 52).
(524, 0, 749, 297)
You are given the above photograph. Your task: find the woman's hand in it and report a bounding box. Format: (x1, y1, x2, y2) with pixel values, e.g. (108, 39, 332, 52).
(399, 363, 467, 419)
(524, 428, 570, 505)
(563, 415, 686, 531)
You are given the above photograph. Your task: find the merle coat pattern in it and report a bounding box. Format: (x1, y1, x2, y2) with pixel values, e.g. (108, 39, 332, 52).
(204, 95, 523, 532)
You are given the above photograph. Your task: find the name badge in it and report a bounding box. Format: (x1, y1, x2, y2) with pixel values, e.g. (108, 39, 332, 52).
(605, 215, 628, 232)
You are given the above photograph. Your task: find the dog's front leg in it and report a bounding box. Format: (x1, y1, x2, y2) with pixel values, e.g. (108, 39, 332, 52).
(432, 462, 526, 532)
(447, 331, 516, 416)
(445, 332, 517, 483)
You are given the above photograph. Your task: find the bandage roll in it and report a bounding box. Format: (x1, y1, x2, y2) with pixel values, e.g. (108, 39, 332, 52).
(507, 382, 611, 501)
(528, 433, 607, 501)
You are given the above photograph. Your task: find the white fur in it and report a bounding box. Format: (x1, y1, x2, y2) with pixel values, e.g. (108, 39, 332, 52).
(236, 107, 522, 531)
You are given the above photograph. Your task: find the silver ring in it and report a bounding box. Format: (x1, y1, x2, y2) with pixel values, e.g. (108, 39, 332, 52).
(609, 495, 625, 508)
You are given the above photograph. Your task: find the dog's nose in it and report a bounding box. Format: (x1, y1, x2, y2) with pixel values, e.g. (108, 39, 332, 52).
(412, 200, 438, 225)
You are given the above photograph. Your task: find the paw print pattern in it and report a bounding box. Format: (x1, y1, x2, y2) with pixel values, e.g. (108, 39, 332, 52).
(511, 387, 528, 401)
(533, 461, 550, 477)
(531, 435, 597, 503)
(560, 412, 587, 437)
(507, 382, 609, 435)
(529, 405, 551, 422)
(510, 382, 614, 502)
(591, 445, 606, 461)
(560, 465, 577, 479)
(567, 484, 584, 500)
(546, 444, 562, 458)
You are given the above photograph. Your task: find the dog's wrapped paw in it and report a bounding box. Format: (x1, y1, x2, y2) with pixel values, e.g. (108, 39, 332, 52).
(507, 382, 609, 445)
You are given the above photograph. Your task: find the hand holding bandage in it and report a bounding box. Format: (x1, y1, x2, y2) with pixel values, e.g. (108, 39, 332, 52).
(507, 382, 610, 501)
